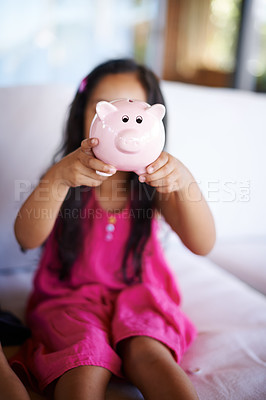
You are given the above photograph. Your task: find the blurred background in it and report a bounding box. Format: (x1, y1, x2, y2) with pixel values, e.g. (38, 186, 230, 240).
(0, 0, 265, 92)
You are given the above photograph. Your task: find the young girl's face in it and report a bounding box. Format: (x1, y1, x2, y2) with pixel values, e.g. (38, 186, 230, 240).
(84, 72, 147, 138)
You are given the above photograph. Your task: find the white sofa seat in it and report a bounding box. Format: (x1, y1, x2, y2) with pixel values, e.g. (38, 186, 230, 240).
(1, 234, 266, 399)
(166, 234, 266, 400)
(208, 237, 266, 295)
(161, 81, 266, 294)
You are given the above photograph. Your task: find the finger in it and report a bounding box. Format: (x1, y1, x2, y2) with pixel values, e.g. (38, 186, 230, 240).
(75, 160, 107, 183)
(96, 170, 113, 177)
(139, 152, 172, 183)
(81, 138, 117, 174)
(76, 161, 108, 182)
(78, 149, 116, 176)
(146, 152, 169, 175)
(81, 138, 98, 153)
(146, 171, 176, 188)
(140, 162, 176, 184)
(88, 156, 116, 175)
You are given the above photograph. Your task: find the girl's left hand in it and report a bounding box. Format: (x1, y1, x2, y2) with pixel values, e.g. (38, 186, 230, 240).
(138, 152, 192, 194)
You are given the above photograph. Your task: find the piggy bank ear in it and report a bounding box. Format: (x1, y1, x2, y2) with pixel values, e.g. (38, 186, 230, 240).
(96, 101, 117, 121)
(146, 104, 165, 120)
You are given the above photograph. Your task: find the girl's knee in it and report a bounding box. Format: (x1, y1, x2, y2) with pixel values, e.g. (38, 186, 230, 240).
(54, 365, 111, 400)
(118, 335, 174, 369)
(118, 336, 199, 400)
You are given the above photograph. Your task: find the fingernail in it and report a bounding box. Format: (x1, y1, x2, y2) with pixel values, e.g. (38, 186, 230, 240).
(147, 166, 154, 174)
(91, 138, 97, 144)
(139, 176, 146, 182)
(109, 167, 116, 174)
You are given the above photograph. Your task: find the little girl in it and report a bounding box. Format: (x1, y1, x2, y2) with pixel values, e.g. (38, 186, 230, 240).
(12, 58, 215, 400)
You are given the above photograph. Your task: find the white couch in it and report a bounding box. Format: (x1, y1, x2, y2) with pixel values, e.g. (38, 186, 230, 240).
(0, 82, 266, 399)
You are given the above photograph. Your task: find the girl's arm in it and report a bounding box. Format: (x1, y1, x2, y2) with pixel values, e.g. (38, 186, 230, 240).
(14, 139, 116, 250)
(139, 153, 216, 256)
(14, 165, 68, 250)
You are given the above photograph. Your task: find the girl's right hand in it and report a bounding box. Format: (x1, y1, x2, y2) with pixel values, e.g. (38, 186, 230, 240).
(54, 138, 117, 188)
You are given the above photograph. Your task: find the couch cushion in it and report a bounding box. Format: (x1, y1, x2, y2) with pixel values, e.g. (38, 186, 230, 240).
(0, 85, 75, 270)
(161, 81, 266, 240)
(1, 232, 266, 399)
(164, 233, 266, 400)
(207, 236, 266, 295)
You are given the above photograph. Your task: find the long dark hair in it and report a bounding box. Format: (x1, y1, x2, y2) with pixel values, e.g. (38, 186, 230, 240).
(53, 58, 167, 283)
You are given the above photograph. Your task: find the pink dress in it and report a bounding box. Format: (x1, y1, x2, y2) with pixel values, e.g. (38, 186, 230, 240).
(11, 189, 197, 392)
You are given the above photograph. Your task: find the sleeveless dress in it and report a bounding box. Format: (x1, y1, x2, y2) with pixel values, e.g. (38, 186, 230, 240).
(11, 189, 197, 392)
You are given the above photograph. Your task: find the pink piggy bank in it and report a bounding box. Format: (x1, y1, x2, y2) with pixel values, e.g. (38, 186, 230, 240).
(89, 98, 166, 175)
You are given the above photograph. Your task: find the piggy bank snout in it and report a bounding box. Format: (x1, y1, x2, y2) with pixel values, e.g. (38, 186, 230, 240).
(115, 129, 146, 154)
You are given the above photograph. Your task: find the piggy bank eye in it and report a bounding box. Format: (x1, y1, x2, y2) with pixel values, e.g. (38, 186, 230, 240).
(136, 116, 143, 124)
(122, 115, 129, 123)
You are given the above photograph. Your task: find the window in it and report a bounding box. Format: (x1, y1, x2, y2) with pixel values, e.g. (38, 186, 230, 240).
(163, 0, 266, 92)
(0, 0, 164, 87)
(163, 0, 242, 87)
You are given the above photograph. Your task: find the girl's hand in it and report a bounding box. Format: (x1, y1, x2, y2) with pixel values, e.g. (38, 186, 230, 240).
(138, 151, 192, 194)
(54, 138, 117, 188)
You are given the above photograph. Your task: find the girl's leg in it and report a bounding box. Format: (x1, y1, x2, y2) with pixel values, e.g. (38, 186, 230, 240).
(117, 336, 199, 400)
(0, 344, 30, 400)
(53, 365, 112, 400)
